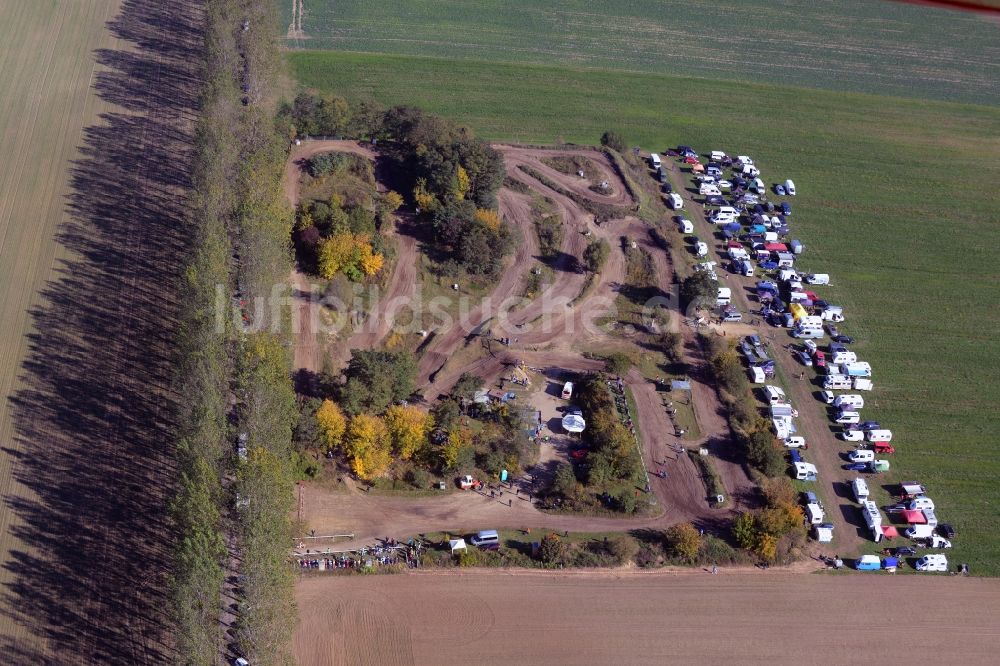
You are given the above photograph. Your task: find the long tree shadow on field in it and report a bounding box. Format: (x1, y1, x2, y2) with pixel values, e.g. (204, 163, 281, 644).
(0, 1, 202, 663)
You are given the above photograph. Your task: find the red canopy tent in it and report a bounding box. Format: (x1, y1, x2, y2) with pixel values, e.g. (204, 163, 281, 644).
(882, 526, 899, 539)
(901, 509, 927, 524)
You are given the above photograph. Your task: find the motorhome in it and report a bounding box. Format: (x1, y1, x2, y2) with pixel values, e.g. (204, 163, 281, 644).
(764, 385, 786, 404)
(824, 375, 852, 390)
(667, 193, 683, 209)
(793, 462, 817, 481)
(915, 554, 948, 572)
(833, 394, 864, 410)
(852, 477, 870, 503)
(841, 362, 872, 377)
(649, 153, 661, 169)
(561, 382, 573, 400)
(677, 218, 693, 234)
(853, 378, 874, 391)
(866, 429, 893, 443)
(716, 287, 732, 306)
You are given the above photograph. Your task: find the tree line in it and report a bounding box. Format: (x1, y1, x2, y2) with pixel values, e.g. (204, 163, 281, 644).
(169, 1, 297, 664)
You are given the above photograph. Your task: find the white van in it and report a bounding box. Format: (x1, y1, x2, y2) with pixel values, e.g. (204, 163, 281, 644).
(848, 449, 874, 463)
(784, 179, 796, 196)
(905, 524, 935, 540)
(866, 429, 892, 443)
(764, 385, 786, 404)
(852, 477, 870, 503)
(710, 150, 726, 161)
(737, 259, 754, 277)
(842, 429, 864, 442)
(833, 394, 864, 410)
(712, 206, 738, 219)
(470, 529, 500, 549)
(678, 218, 693, 234)
(853, 378, 874, 391)
(748, 366, 766, 383)
(835, 411, 861, 424)
(804, 273, 829, 285)
(824, 375, 852, 390)
(716, 287, 732, 306)
(649, 153, 661, 169)
(695, 241, 708, 257)
(915, 554, 948, 572)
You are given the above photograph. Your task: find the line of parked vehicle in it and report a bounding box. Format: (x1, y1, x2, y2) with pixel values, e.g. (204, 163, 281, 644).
(652, 146, 958, 572)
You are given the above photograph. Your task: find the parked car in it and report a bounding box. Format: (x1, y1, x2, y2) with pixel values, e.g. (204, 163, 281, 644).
(860, 421, 881, 431)
(938, 524, 956, 539)
(662, 182, 673, 193)
(803, 340, 818, 354)
(814, 350, 827, 368)
(843, 462, 869, 472)
(780, 202, 792, 215)
(784, 436, 807, 449)
(832, 335, 855, 344)
(774, 183, 786, 196)
(795, 350, 813, 366)
(894, 546, 917, 557)
(684, 155, 700, 165)
(825, 324, 840, 337)
(819, 390, 835, 404)
(716, 179, 732, 191)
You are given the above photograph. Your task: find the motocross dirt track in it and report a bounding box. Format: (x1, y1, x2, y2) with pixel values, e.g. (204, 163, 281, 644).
(294, 571, 1000, 666)
(289, 144, 753, 547)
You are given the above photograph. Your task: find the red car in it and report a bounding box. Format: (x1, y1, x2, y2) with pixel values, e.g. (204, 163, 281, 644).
(684, 156, 700, 165)
(813, 350, 827, 368)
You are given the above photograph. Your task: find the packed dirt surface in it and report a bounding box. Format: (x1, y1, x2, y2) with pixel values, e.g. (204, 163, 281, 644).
(294, 572, 1000, 665)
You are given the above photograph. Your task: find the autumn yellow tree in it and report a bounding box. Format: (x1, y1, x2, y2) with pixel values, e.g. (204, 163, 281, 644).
(357, 242, 384, 276)
(345, 413, 392, 481)
(452, 165, 470, 200)
(413, 178, 438, 212)
(474, 208, 501, 231)
(318, 232, 357, 278)
(440, 427, 472, 471)
(385, 405, 433, 460)
(380, 190, 403, 214)
(315, 399, 346, 452)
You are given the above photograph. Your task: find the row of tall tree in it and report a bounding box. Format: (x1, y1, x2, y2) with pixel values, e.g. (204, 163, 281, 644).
(169, 1, 298, 664)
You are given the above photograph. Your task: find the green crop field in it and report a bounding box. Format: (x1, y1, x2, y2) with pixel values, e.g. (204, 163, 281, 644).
(280, 0, 1000, 105)
(289, 49, 1000, 573)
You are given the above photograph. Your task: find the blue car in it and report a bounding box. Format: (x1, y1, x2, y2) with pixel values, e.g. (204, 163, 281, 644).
(780, 202, 792, 215)
(789, 450, 803, 464)
(774, 184, 786, 196)
(843, 462, 868, 472)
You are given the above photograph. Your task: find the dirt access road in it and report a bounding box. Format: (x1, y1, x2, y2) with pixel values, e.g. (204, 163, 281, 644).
(663, 153, 863, 553)
(294, 571, 1000, 665)
(283, 139, 418, 371)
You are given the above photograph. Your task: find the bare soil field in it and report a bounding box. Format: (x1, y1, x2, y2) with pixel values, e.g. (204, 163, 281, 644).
(0, 1, 200, 661)
(294, 571, 1000, 665)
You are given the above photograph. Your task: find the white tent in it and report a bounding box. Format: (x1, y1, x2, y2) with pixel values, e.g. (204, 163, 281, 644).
(561, 413, 586, 433)
(449, 539, 467, 552)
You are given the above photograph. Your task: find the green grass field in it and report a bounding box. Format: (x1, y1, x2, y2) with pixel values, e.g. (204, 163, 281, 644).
(281, 0, 1000, 105)
(289, 49, 1000, 573)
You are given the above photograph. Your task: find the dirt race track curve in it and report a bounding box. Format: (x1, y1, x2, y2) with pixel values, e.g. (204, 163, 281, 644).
(295, 571, 1000, 666)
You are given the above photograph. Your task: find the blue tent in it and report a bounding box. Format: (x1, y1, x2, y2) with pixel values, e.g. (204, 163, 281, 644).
(724, 222, 742, 233)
